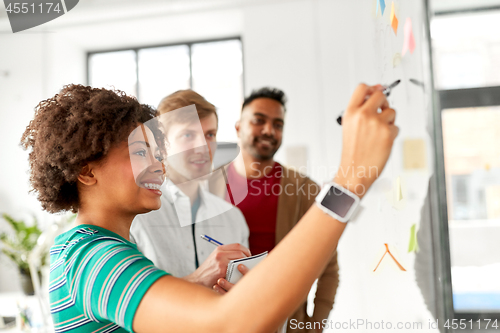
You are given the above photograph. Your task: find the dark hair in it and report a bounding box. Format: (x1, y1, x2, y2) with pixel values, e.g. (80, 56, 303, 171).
(242, 87, 287, 112)
(20, 84, 164, 214)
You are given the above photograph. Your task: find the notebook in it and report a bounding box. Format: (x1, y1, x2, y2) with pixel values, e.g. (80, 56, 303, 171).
(225, 251, 268, 284)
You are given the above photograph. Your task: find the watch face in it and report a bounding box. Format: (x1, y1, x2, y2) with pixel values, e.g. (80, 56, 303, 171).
(321, 186, 356, 218)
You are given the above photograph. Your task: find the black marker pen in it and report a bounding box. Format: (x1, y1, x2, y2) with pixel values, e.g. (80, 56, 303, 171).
(336, 79, 401, 125)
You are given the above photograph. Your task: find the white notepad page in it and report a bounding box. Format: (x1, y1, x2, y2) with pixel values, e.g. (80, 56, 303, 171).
(225, 251, 268, 284)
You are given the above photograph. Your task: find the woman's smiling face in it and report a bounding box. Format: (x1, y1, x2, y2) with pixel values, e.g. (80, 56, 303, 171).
(91, 124, 165, 215)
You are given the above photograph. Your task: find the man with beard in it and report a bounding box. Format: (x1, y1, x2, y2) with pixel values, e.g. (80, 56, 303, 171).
(214, 87, 339, 333)
(130, 90, 250, 289)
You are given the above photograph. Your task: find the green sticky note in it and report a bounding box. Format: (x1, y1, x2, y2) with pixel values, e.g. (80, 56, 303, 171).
(408, 224, 419, 253)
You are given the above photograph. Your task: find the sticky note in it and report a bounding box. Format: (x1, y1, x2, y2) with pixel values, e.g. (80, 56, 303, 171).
(408, 224, 419, 253)
(286, 146, 308, 171)
(376, 0, 386, 16)
(391, 15, 399, 35)
(403, 138, 427, 170)
(383, 177, 406, 210)
(390, 2, 398, 35)
(393, 53, 402, 68)
(395, 176, 403, 201)
(373, 243, 406, 272)
(402, 18, 416, 56)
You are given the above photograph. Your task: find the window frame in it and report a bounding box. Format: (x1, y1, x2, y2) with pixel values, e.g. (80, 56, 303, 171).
(86, 36, 244, 102)
(439, 86, 500, 110)
(426, 2, 500, 329)
(434, 5, 500, 16)
(438, 86, 500, 323)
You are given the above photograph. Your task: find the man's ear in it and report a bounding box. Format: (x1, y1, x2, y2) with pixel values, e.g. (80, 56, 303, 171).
(77, 164, 97, 186)
(235, 120, 241, 138)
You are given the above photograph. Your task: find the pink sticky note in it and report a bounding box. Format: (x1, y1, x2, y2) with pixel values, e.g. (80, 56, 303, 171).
(402, 18, 416, 56)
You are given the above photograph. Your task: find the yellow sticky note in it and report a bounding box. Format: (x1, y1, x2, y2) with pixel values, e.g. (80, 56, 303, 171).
(396, 176, 403, 201)
(393, 52, 402, 68)
(408, 224, 419, 253)
(384, 176, 405, 210)
(403, 138, 427, 170)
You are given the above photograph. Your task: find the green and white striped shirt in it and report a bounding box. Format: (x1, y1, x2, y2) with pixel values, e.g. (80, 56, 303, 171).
(49, 225, 169, 333)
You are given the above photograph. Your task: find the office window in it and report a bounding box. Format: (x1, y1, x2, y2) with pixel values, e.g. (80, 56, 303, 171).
(191, 40, 243, 143)
(441, 106, 500, 314)
(88, 38, 243, 142)
(433, 8, 500, 321)
(431, 10, 500, 90)
(138, 45, 191, 108)
(88, 50, 137, 98)
(454, 176, 468, 205)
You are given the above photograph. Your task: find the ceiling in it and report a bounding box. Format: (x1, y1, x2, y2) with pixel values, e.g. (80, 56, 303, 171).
(1, 0, 500, 27)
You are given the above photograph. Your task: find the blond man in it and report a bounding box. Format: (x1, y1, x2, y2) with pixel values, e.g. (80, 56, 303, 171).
(130, 90, 249, 288)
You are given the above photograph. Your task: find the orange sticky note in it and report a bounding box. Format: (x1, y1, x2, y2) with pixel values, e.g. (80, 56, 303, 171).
(373, 243, 406, 272)
(390, 2, 398, 35)
(402, 18, 416, 56)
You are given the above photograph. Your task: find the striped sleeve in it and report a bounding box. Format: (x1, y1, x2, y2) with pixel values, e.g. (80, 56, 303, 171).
(64, 234, 168, 332)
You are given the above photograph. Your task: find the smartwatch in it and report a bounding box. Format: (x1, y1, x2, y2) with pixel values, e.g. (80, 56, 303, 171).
(315, 182, 361, 223)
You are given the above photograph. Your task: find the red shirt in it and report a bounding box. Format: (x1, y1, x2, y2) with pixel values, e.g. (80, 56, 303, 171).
(225, 162, 281, 255)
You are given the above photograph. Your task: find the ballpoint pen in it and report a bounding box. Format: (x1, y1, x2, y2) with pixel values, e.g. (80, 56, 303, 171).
(200, 234, 224, 246)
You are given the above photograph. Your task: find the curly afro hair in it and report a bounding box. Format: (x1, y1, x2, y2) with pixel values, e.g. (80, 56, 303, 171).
(20, 84, 165, 214)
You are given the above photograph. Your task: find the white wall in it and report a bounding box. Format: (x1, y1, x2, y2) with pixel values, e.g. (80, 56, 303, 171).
(0, 1, 244, 292)
(0, 1, 440, 330)
(0, 33, 50, 292)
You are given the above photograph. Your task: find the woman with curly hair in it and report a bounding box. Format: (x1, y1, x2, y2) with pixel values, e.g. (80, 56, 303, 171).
(22, 83, 397, 333)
